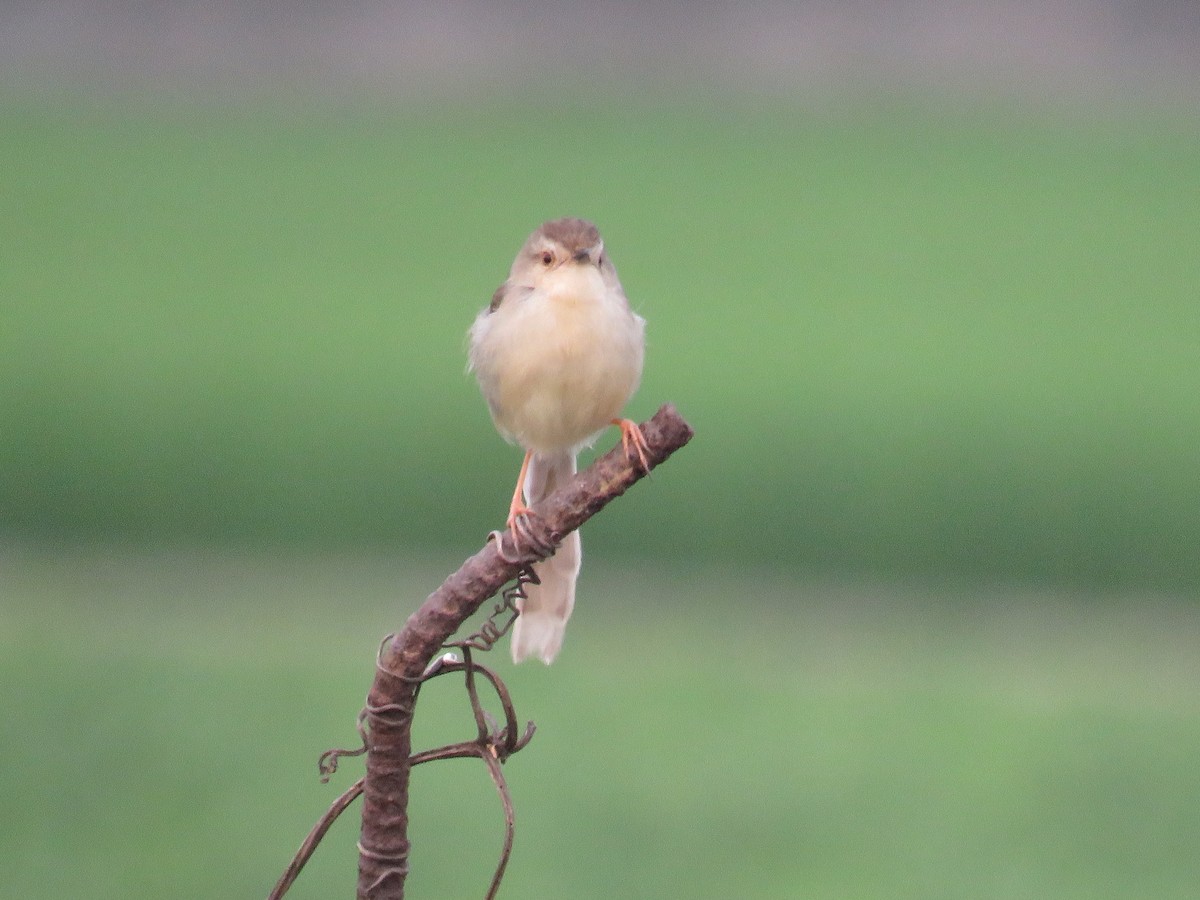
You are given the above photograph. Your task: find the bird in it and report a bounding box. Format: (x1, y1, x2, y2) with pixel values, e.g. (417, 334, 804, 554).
(468, 217, 648, 664)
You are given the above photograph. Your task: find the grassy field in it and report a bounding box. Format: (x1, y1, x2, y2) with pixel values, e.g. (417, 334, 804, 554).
(2, 548, 1198, 898)
(2, 96, 1199, 589)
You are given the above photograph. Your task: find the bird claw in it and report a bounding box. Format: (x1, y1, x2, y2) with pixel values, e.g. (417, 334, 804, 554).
(510, 510, 556, 558)
(613, 418, 651, 475)
(489, 510, 555, 565)
(505, 501, 533, 533)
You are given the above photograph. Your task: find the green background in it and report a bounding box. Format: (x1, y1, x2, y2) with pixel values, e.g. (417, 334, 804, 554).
(3, 84, 1199, 897)
(6, 98, 1199, 587)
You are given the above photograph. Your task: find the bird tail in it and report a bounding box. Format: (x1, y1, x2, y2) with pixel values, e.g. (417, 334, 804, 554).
(511, 450, 580, 664)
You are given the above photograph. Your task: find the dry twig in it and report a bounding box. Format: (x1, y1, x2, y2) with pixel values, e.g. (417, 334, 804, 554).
(269, 403, 693, 900)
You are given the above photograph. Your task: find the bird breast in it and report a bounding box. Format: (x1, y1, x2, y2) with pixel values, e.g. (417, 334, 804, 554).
(471, 272, 645, 454)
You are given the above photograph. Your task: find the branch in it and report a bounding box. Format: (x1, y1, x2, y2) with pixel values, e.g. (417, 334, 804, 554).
(355, 403, 694, 899)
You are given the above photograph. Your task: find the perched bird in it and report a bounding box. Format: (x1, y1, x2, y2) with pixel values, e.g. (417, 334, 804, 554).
(469, 217, 648, 664)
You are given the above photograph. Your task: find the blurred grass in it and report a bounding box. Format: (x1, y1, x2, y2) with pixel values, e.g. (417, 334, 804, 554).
(2, 548, 1198, 898)
(2, 95, 1199, 589)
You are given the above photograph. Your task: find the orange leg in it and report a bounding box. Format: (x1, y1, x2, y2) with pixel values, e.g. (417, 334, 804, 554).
(612, 418, 651, 474)
(507, 449, 534, 529)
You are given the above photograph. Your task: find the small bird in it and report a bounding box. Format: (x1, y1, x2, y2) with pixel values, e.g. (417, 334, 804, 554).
(469, 218, 648, 664)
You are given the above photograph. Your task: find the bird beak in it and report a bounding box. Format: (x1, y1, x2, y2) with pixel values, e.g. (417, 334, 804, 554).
(572, 248, 594, 265)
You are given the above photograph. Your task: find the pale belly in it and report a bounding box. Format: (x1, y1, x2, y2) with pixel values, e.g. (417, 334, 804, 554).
(472, 288, 645, 454)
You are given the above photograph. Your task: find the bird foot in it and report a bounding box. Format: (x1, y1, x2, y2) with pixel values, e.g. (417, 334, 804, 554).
(506, 499, 532, 532)
(492, 509, 556, 564)
(612, 418, 651, 475)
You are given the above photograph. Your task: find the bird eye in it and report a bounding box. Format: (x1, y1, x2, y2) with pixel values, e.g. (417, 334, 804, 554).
(541, 251, 554, 266)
